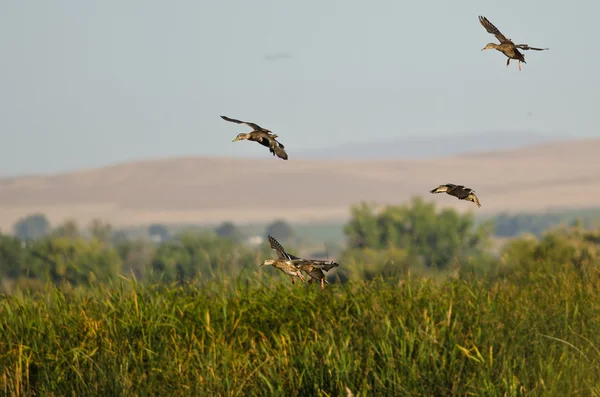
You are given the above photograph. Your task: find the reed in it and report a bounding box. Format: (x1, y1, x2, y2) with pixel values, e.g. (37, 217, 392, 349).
(1, 263, 599, 396)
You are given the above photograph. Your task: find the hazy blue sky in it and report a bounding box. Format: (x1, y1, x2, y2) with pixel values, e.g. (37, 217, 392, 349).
(1, 0, 599, 176)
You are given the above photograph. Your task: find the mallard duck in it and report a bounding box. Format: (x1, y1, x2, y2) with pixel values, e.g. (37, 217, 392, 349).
(479, 16, 548, 71)
(259, 259, 305, 284)
(267, 235, 338, 290)
(296, 263, 329, 291)
(430, 183, 481, 207)
(220, 115, 288, 160)
(268, 235, 340, 272)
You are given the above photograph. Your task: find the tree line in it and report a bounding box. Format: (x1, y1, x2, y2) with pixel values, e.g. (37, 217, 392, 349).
(2, 197, 600, 294)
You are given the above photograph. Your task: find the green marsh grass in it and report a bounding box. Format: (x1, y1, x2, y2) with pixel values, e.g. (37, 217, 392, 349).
(1, 263, 600, 396)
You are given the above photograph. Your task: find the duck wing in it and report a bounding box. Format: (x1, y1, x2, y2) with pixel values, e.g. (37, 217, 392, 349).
(515, 44, 549, 51)
(268, 235, 296, 260)
(270, 141, 288, 160)
(466, 192, 482, 207)
(220, 115, 265, 131)
(251, 133, 288, 160)
(430, 183, 457, 194)
(306, 260, 339, 272)
(478, 16, 512, 44)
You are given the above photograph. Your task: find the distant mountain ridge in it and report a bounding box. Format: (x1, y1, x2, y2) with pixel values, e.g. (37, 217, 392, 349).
(295, 131, 565, 159)
(0, 138, 598, 231)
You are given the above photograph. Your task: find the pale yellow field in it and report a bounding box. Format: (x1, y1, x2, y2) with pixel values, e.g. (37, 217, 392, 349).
(0, 139, 598, 229)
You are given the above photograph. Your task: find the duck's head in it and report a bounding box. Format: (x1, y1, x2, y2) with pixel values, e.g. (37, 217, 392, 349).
(232, 133, 250, 142)
(260, 259, 276, 267)
(481, 43, 498, 51)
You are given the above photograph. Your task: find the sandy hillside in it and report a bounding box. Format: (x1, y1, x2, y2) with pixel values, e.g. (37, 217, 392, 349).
(0, 139, 599, 230)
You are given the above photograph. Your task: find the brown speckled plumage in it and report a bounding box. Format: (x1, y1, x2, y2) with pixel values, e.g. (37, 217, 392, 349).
(267, 235, 339, 290)
(221, 115, 288, 160)
(479, 16, 548, 71)
(430, 183, 482, 208)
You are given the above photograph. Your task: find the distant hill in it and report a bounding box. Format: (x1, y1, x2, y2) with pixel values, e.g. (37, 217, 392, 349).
(0, 138, 599, 231)
(295, 131, 564, 159)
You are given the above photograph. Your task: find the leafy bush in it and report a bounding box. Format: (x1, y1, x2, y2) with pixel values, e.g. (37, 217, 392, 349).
(343, 197, 491, 268)
(150, 231, 262, 283)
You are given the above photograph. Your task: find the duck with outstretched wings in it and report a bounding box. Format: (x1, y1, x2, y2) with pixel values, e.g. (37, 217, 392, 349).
(221, 115, 288, 160)
(430, 183, 482, 207)
(266, 235, 340, 290)
(479, 16, 548, 71)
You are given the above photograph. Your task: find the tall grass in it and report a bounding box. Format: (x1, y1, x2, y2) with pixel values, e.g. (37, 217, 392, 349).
(1, 262, 600, 396)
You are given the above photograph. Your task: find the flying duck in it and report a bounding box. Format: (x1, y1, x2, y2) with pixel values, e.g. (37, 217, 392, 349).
(221, 115, 288, 160)
(430, 183, 482, 207)
(479, 16, 548, 71)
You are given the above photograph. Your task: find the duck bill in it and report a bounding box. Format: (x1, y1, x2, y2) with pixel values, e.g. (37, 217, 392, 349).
(232, 137, 240, 142)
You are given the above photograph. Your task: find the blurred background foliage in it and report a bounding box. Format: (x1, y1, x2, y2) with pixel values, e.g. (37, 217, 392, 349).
(2, 197, 600, 294)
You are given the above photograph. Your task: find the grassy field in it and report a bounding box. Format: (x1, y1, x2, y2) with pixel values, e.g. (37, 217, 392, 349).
(1, 263, 600, 396)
